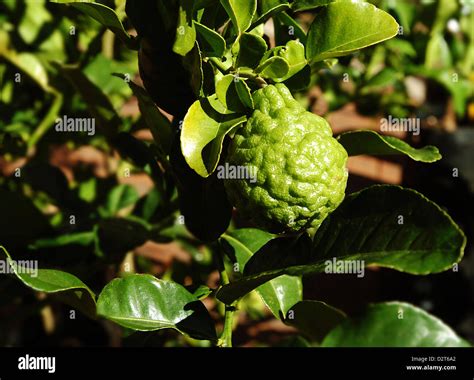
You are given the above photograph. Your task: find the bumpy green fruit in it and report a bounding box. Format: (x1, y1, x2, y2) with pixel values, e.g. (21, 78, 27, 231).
(224, 84, 348, 232)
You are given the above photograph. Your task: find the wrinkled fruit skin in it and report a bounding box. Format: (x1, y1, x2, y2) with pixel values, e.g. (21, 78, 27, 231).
(224, 84, 348, 233)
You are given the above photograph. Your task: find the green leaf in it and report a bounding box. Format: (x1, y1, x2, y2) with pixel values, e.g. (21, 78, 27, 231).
(388, 1, 416, 32)
(337, 130, 442, 163)
(173, 0, 197, 56)
(425, 33, 452, 70)
(104, 184, 140, 216)
(432, 0, 458, 35)
(111, 133, 156, 168)
(97, 274, 216, 340)
(411, 64, 473, 118)
(53, 63, 121, 139)
(96, 218, 150, 262)
(250, 0, 290, 30)
(84, 55, 135, 101)
(52, 0, 137, 49)
(30, 232, 95, 249)
(386, 39, 417, 58)
(432, 71, 472, 117)
(216, 74, 253, 112)
(181, 96, 247, 177)
(123, 79, 172, 155)
(322, 302, 470, 347)
(285, 300, 346, 342)
(172, 125, 232, 243)
(221, 229, 302, 318)
(137, 36, 195, 117)
(220, 0, 257, 35)
(190, 285, 213, 300)
(306, 1, 399, 62)
(18, 1, 52, 44)
(175, 166, 233, 242)
(0, 246, 96, 318)
(292, 0, 333, 12)
(361, 68, 399, 92)
(275, 12, 307, 44)
(195, 22, 226, 57)
(274, 40, 307, 82)
(182, 43, 204, 97)
(0, 52, 51, 93)
(256, 56, 290, 80)
(217, 185, 466, 304)
(235, 33, 268, 69)
(283, 64, 311, 91)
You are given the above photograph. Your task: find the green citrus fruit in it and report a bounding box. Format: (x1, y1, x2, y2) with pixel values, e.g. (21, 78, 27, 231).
(224, 84, 348, 232)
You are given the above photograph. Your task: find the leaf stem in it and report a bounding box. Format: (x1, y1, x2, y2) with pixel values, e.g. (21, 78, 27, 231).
(208, 57, 230, 74)
(27, 92, 63, 157)
(220, 304, 236, 347)
(236, 69, 268, 88)
(215, 244, 236, 347)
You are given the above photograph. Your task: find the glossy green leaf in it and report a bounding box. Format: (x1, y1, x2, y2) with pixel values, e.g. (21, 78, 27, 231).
(256, 56, 290, 80)
(216, 74, 253, 112)
(217, 185, 466, 304)
(337, 130, 442, 162)
(181, 96, 247, 177)
(195, 22, 226, 57)
(250, 0, 290, 30)
(220, 0, 257, 35)
(322, 302, 470, 347)
(0, 246, 96, 318)
(52, 0, 137, 49)
(274, 40, 307, 82)
(285, 300, 346, 342)
(123, 79, 172, 155)
(275, 12, 307, 44)
(173, 0, 196, 56)
(236, 33, 268, 69)
(306, 1, 399, 62)
(97, 274, 216, 340)
(292, 0, 333, 12)
(221, 229, 302, 318)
